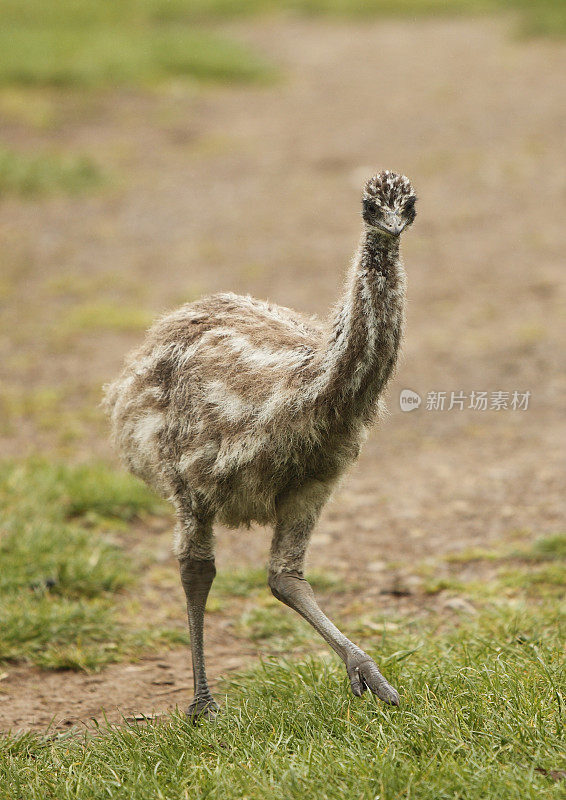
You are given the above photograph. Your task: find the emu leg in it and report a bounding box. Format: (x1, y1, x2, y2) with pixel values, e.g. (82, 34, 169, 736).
(269, 570, 399, 706)
(179, 557, 218, 720)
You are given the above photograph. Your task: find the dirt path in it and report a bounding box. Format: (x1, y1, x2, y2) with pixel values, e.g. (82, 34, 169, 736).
(1, 17, 565, 732)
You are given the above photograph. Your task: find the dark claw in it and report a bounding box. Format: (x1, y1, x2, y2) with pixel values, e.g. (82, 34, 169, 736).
(348, 658, 400, 706)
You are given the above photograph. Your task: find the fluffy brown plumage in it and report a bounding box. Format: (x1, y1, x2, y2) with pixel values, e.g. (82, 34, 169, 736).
(103, 171, 417, 716)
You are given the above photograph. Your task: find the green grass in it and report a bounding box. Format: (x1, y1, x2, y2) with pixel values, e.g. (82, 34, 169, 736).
(509, 0, 566, 36)
(237, 604, 315, 645)
(149, 0, 566, 35)
(0, 0, 564, 91)
(214, 566, 345, 598)
(57, 302, 154, 337)
(1, 604, 563, 798)
(0, 459, 564, 795)
(525, 533, 566, 561)
(500, 563, 566, 598)
(0, 387, 65, 435)
(45, 271, 148, 302)
(427, 533, 566, 598)
(0, 147, 102, 197)
(0, 27, 273, 88)
(0, 384, 109, 449)
(214, 567, 348, 644)
(0, 1, 274, 88)
(0, 459, 178, 670)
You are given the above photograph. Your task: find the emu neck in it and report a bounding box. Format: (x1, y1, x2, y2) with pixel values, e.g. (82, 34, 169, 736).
(311, 228, 405, 421)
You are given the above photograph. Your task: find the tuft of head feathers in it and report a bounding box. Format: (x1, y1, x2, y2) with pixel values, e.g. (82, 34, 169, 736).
(363, 170, 415, 210)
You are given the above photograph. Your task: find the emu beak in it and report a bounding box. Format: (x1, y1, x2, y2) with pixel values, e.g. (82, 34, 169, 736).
(379, 212, 407, 236)
(379, 213, 406, 237)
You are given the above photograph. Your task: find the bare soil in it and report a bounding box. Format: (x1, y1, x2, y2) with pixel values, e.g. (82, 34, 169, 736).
(0, 17, 564, 732)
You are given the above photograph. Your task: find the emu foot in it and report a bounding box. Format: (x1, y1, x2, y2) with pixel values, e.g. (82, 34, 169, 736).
(346, 654, 400, 706)
(187, 696, 219, 723)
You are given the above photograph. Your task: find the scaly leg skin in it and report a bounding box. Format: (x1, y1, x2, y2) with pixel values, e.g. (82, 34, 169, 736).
(179, 557, 219, 722)
(269, 499, 399, 706)
(268, 570, 400, 706)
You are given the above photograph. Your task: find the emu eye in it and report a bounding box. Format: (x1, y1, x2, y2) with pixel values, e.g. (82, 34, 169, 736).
(404, 196, 416, 212)
(363, 198, 377, 215)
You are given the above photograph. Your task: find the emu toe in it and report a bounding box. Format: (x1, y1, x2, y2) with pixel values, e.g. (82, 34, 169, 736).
(187, 697, 219, 723)
(347, 657, 400, 706)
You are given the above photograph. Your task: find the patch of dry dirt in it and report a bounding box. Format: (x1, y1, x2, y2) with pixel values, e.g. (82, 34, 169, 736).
(0, 17, 565, 732)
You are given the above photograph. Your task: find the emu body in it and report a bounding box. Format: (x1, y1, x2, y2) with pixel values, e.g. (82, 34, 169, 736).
(104, 171, 417, 717)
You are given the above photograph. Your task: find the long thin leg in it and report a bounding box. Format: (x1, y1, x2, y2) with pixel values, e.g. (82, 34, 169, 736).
(174, 500, 218, 720)
(269, 501, 399, 706)
(179, 556, 218, 719)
